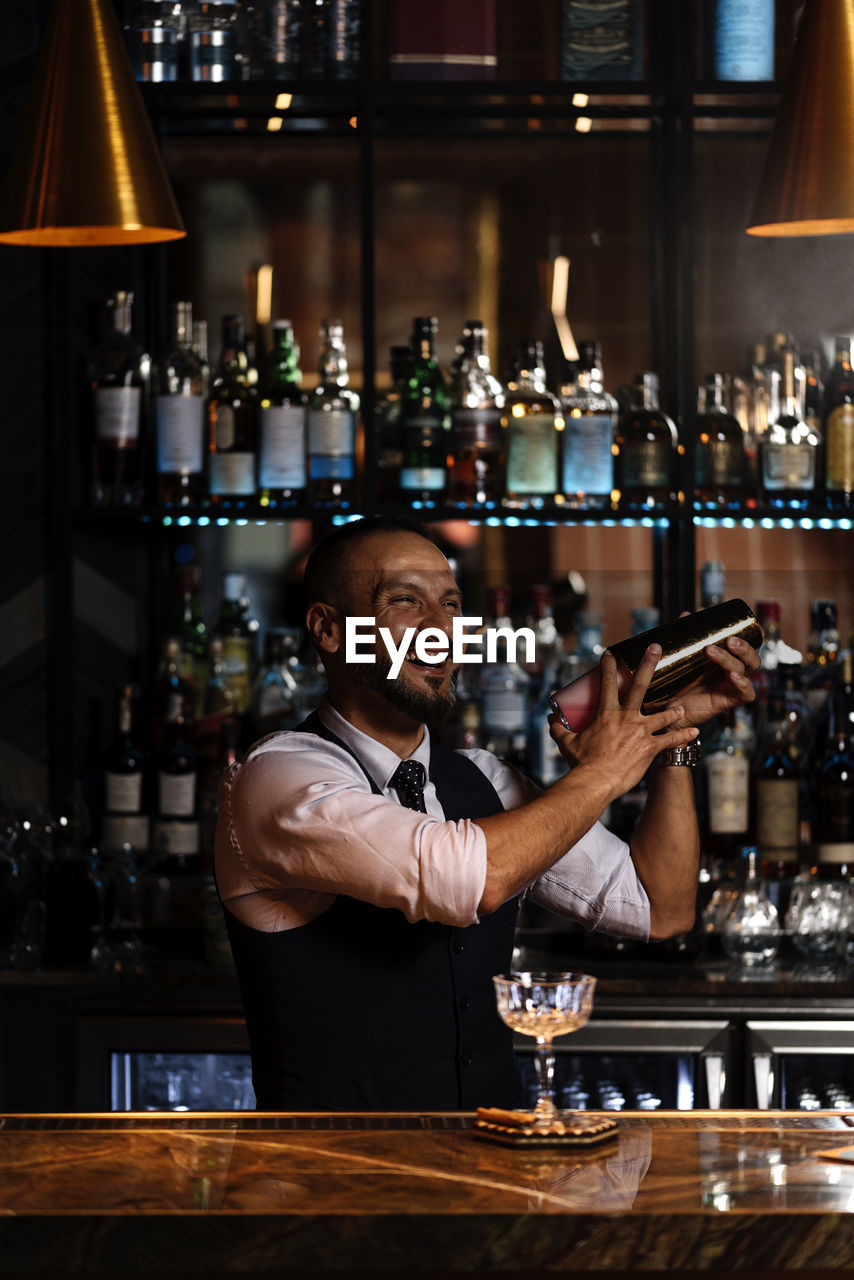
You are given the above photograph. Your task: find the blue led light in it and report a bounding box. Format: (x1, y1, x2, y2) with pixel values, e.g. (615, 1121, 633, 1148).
(197, 516, 210, 527)
(216, 517, 229, 527)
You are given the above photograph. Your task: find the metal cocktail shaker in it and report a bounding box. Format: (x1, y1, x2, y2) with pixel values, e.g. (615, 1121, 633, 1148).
(548, 598, 763, 733)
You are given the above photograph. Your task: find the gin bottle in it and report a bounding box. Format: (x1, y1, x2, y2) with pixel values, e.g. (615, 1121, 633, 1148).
(258, 319, 306, 508)
(306, 320, 359, 507)
(448, 320, 505, 507)
(503, 341, 561, 508)
(560, 340, 617, 510)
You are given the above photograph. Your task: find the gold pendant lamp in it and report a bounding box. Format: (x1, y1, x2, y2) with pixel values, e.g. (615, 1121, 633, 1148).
(747, 0, 854, 237)
(0, 0, 185, 246)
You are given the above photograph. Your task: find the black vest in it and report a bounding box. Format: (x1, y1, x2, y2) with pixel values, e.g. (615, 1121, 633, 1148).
(222, 714, 522, 1111)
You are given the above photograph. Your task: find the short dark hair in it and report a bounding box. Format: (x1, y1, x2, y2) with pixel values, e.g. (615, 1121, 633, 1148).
(303, 515, 437, 608)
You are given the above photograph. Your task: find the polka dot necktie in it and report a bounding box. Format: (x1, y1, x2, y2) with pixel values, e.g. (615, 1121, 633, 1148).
(390, 759, 428, 813)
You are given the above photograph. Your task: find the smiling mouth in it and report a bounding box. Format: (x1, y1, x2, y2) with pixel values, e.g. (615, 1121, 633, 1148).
(406, 652, 447, 673)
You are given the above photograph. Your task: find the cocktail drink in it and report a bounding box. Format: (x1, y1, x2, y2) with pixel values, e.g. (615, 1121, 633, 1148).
(493, 971, 596, 1127)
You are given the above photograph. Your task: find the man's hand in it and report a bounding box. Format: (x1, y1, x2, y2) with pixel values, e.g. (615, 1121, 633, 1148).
(667, 618, 763, 731)
(548, 644, 700, 803)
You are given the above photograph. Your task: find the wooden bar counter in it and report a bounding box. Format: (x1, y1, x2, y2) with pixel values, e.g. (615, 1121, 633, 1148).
(3, 1111, 854, 1275)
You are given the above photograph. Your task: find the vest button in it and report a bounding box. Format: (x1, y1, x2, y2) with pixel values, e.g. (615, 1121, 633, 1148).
(452, 940, 464, 954)
(459, 997, 471, 1011)
(461, 1054, 473, 1067)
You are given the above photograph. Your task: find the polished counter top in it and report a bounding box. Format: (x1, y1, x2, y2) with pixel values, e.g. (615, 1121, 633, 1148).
(3, 1111, 854, 1275)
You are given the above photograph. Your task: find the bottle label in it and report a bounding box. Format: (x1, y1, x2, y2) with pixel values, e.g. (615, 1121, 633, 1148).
(621, 440, 671, 487)
(696, 438, 743, 487)
(482, 687, 528, 733)
(825, 404, 854, 490)
(221, 636, 252, 713)
(101, 812, 149, 851)
(712, 0, 775, 81)
(215, 404, 236, 450)
(506, 413, 558, 494)
(158, 770, 197, 817)
(400, 466, 445, 491)
(815, 841, 854, 864)
(452, 407, 503, 447)
(153, 818, 200, 857)
(105, 771, 143, 814)
(209, 452, 256, 495)
(707, 752, 750, 833)
(259, 404, 306, 487)
(761, 441, 815, 489)
(156, 395, 204, 474)
(756, 777, 799, 849)
(562, 413, 615, 496)
(307, 408, 355, 456)
(95, 387, 141, 444)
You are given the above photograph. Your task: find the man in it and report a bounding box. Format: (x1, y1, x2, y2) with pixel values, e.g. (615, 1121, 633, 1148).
(215, 516, 760, 1111)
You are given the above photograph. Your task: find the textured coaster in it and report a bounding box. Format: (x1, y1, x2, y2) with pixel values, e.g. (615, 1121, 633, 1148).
(474, 1107, 619, 1148)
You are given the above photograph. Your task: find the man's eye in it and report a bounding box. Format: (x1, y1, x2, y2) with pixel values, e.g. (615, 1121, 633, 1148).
(392, 596, 416, 605)
(444, 600, 461, 610)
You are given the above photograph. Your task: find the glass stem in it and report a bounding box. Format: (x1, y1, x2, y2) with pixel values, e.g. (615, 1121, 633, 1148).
(533, 1035, 557, 1118)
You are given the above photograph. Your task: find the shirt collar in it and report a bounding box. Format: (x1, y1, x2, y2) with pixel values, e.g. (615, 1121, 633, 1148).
(318, 698, 432, 790)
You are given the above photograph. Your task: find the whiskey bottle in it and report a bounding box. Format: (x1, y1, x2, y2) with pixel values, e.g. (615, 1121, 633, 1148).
(759, 344, 820, 507)
(447, 319, 505, 507)
(694, 373, 745, 509)
(101, 684, 150, 856)
(503, 341, 561, 508)
(207, 315, 259, 506)
(813, 651, 854, 879)
(213, 571, 258, 716)
(801, 347, 824, 434)
(822, 335, 854, 508)
(753, 690, 802, 878)
(559, 340, 617, 510)
(258, 319, 306, 508)
(154, 301, 207, 508)
(399, 316, 450, 506)
(150, 635, 196, 754)
(89, 291, 149, 508)
(376, 344, 411, 505)
(306, 319, 359, 507)
(703, 707, 751, 871)
(613, 372, 678, 512)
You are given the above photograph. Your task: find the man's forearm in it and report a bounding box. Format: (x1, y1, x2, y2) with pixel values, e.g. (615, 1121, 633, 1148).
(630, 763, 700, 939)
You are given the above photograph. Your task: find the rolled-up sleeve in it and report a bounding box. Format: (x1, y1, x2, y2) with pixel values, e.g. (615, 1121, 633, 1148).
(221, 733, 487, 927)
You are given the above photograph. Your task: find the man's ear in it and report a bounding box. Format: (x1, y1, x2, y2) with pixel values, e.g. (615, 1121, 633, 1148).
(306, 602, 343, 655)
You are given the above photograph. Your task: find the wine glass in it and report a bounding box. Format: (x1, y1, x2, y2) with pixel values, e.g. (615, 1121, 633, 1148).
(493, 971, 596, 1128)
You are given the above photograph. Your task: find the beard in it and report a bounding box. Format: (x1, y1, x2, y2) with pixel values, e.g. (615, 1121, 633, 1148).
(353, 652, 459, 725)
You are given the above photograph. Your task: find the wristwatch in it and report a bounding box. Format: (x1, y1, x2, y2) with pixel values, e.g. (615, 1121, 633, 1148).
(658, 741, 701, 767)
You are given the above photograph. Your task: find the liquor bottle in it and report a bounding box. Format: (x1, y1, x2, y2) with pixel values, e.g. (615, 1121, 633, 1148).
(101, 684, 150, 856)
(753, 689, 802, 879)
(166, 564, 209, 720)
(503, 340, 562, 508)
(447, 319, 505, 507)
(612, 372, 678, 512)
(759, 344, 820, 506)
(732, 342, 777, 503)
(245, 0, 303, 77)
(250, 628, 301, 740)
(700, 559, 725, 609)
(154, 300, 207, 508)
(479, 585, 530, 770)
(213, 571, 257, 715)
(305, 0, 360, 79)
(150, 635, 195, 754)
(801, 347, 824, 435)
(813, 651, 854, 879)
(399, 316, 450, 505)
(559, 340, 617, 510)
(258, 319, 306, 508)
(376, 344, 412, 505)
(126, 0, 183, 81)
(560, 0, 644, 80)
(703, 707, 751, 872)
(822, 335, 854, 508)
(702, 0, 774, 81)
(806, 599, 841, 670)
(187, 0, 240, 80)
(694, 373, 745, 509)
(152, 690, 201, 863)
(387, 0, 496, 80)
(306, 319, 359, 507)
(207, 315, 259, 505)
(89, 291, 149, 507)
(754, 599, 802, 703)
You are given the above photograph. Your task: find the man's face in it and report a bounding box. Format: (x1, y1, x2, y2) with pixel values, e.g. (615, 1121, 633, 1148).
(341, 532, 462, 724)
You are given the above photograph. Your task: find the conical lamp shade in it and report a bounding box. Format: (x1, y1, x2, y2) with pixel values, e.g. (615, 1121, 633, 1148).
(0, 0, 185, 246)
(747, 0, 854, 236)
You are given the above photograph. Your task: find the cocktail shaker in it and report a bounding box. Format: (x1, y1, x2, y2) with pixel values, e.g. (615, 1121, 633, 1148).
(548, 598, 763, 732)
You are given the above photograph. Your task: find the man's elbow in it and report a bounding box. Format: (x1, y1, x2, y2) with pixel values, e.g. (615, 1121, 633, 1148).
(648, 903, 697, 941)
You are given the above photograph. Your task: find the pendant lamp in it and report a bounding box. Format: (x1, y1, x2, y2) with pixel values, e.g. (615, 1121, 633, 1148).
(746, 0, 854, 237)
(0, 0, 185, 246)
